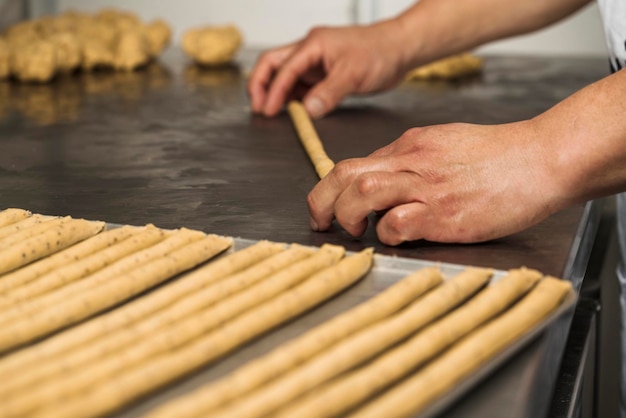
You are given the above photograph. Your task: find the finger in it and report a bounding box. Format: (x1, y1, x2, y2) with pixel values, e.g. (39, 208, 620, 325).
(263, 42, 323, 117)
(334, 171, 423, 237)
(307, 157, 396, 232)
(302, 64, 357, 118)
(248, 45, 296, 113)
(376, 202, 430, 246)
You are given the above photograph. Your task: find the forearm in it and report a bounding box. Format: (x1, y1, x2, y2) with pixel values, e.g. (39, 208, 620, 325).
(533, 69, 626, 207)
(387, 0, 592, 67)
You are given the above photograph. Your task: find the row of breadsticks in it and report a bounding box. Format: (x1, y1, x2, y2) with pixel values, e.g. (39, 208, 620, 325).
(0, 208, 572, 417)
(0, 208, 372, 417)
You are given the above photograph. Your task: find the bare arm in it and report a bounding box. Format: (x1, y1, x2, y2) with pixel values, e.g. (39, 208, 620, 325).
(397, 0, 593, 65)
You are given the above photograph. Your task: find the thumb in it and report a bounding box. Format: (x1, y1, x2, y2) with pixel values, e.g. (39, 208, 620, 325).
(303, 68, 355, 118)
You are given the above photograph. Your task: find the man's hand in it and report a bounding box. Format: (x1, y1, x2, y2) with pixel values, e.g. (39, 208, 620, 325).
(248, 20, 412, 119)
(307, 121, 563, 245)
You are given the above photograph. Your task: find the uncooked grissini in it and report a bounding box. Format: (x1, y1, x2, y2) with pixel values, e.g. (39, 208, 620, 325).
(288, 100, 335, 179)
(0, 207, 572, 418)
(146, 266, 450, 418)
(0, 244, 325, 399)
(0, 240, 284, 378)
(0, 233, 231, 352)
(19, 249, 373, 418)
(270, 268, 542, 418)
(351, 277, 572, 418)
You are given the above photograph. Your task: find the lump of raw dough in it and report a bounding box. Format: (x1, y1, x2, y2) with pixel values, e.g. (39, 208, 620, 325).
(182, 25, 242, 66)
(11, 40, 57, 83)
(2, 8, 171, 83)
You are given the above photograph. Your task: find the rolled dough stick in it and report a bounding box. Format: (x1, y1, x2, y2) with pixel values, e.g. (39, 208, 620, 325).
(0, 225, 137, 294)
(273, 268, 542, 418)
(211, 267, 493, 418)
(0, 226, 167, 309)
(0, 208, 30, 228)
(0, 240, 281, 378)
(351, 277, 572, 418)
(0, 218, 105, 275)
(287, 101, 335, 179)
(0, 244, 317, 398)
(0, 216, 67, 249)
(0, 234, 230, 354)
(0, 227, 200, 325)
(26, 248, 374, 418)
(0, 214, 52, 240)
(147, 267, 445, 418)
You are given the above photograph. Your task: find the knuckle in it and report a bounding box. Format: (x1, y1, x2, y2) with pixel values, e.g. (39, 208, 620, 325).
(383, 209, 409, 237)
(353, 174, 380, 198)
(331, 159, 357, 182)
(305, 191, 319, 213)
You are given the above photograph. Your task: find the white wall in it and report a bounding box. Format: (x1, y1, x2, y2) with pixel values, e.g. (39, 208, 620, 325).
(54, 0, 608, 56)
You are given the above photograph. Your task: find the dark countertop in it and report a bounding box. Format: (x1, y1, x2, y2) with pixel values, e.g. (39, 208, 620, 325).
(0, 49, 610, 417)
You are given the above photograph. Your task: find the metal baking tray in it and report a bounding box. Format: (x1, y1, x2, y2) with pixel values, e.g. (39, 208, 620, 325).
(107, 235, 577, 418)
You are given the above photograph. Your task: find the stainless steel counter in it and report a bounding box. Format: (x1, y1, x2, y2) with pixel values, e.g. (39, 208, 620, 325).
(0, 49, 611, 417)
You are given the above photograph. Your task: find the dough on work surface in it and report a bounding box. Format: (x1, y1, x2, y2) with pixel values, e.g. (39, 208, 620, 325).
(182, 25, 242, 66)
(0, 8, 171, 82)
(11, 40, 57, 83)
(406, 53, 483, 81)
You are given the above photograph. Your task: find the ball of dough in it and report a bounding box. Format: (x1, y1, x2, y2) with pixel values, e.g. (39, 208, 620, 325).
(11, 40, 57, 83)
(182, 25, 242, 66)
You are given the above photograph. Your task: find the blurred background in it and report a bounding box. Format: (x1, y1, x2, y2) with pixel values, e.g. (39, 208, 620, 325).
(1, 0, 608, 56)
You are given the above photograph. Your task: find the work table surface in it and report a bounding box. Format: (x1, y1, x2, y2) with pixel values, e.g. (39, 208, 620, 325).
(0, 49, 610, 417)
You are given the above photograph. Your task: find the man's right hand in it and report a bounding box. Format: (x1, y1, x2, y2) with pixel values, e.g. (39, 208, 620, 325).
(247, 20, 413, 119)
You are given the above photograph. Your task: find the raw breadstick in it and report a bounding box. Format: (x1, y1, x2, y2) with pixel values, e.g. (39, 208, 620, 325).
(26, 249, 374, 418)
(0, 226, 167, 309)
(0, 244, 318, 398)
(287, 101, 335, 179)
(0, 208, 30, 228)
(0, 241, 281, 378)
(0, 227, 200, 324)
(274, 268, 542, 418)
(0, 218, 105, 275)
(0, 234, 230, 353)
(0, 225, 137, 294)
(211, 268, 493, 418)
(126, 244, 317, 336)
(0, 216, 67, 249)
(146, 266, 444, 418)
(352, 277, 572, 418)
(0, 214, 52, 240)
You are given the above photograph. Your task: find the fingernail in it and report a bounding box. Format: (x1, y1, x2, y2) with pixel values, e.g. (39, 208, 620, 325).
(304, 97, 324, 119)
(309, 216, 319, 231)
